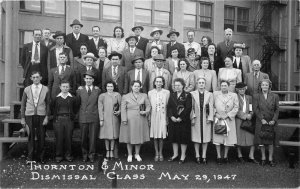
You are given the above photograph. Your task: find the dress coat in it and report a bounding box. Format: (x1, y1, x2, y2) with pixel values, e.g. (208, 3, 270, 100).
(190, 90, 214, 143)
(148, 68, 172, 91)
(216, 40, 236, 60)
(144, 58, 156, 73)
(233, 55, 252, 81)
(47, 45, 74, 71)
(148, 89, 170, 139)
(98, 92, 121, 140)
(253, 92, 279, 145)
(167, 91, 192, 144)
(204, 55, 225, 76)
(136, 36, 149, 55)
(102, 65, 127, 95)
(172, 70, 195, 92)
(77, 66, 102, 89)
(121, 47, 144, 71)
(66, 33, 90, 58)
(145, 40, 167, 59)
(193, 69, 217, 92)
(218, 68, 242, 92)
(88, 38, 107, 58)
(213, 91, 239, 146)
(235, 94, 255, 146)
(124, 69, 149, 94)
(187, 59, 201, 72)
(166, 42, 186, 58)
(41, 38, 56, 49)
(164, 58, 179, 75)
(120, 92, 151, 144)
(244, 71, 269, 96)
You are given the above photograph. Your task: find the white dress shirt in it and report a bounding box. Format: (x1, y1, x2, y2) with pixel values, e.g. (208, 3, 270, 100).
(31, 83, 42, 106)
(55, 47, 63, 66)
(183, 41, 201, 56)
(73, 33, 81, 40)
(58, 65, 66, 74)
(57, 92, 72, 99)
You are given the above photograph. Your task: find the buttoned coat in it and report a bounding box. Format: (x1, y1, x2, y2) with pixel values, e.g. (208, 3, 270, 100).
(88, 38, 108, 58)
(66, 33, 90, 57)
(77, 66, 101, 89)
(102, 65, 127, 95)
(136, 36, 149, 55)
(216, 40, 236, 60)
(193, 69, 217, 92)
(244, 71, 269, 96)
(233, 55, 252, 81)
(121, 48, 144, 71)
(125, 69, 149, 94)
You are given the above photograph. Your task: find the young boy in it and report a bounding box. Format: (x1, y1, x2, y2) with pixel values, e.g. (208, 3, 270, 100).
(51, 80, 77, 163)
(21, 71, 50, 164)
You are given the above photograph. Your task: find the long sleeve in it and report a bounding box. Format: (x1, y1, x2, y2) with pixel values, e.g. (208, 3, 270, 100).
(171, 72, 178, 91)
(20, 90, 28, 119)
(167, 94, 174, 118)
(253, 94, 263, 120)
(272, 94, 280, 122)
(98, 94, 104, 121)
(237, 69, 242, 83)
(144, 94, 151, 115)
(121, 95, 127, 122)
(226, 93, 239, 119)
(68, 48, 74, 68)
(48, 70, 54, 93)
(208, 93, 214, 121)
(185, 73, 195, 92)
(178, 93, 192, 121)
(45, 90, 51, 116)
(211, 70, 217, 92)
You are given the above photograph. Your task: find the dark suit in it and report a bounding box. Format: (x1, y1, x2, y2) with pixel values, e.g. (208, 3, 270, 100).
(21, 42, 48, 86)
(77, 66, 101, 89)
(216, 40, 236, 60)
(41, 39, 56, 49)
(244, 71, 269, 96)
(66, 33, 90, 57)
(102, 65, 127, 94)
(121, 48, 144, 71)
(47, 45, 74, 71)
(136, 36, 149, 55)
(200, 55, 225, 76)
(145, 40, 167, 59)
(166, 42, 185, 58)
(88, 38, 107, 58)
(48, 65, 76, 99)
(125, 69, 149, 94)
(76, 86, 101, 160)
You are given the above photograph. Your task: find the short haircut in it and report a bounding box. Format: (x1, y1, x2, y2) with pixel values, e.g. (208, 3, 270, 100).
(197, 77, 206, 83)
(220, 80, 230, 86)
(177, 58, 190, 71)
(150, 46, 161, 54)
(174, 77, 186, 88)
(59, 52, 68, 57)
(153, 76, 165, 89)
(33, 29, 42, 35)
(200, 57, 209, 63)
(98, 46, 107, 56)
(225, 28, 233, 33)
(113, 26, 124, 38)
(92, 26, 100, 31)
(80, 43, 88, 49)
(31, 71, 42, 77)
(187, 30, 195, 35)
(104, 80, 117, 92)
(201, 36, 212, 44)
(42, 28, 51, 32)
(60, 80, 70, 85)
(130, 80, 142, 87)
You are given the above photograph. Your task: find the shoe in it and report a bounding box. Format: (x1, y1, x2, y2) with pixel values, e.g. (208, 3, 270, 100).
(217, 158, 222, 165)
(238, 157, 245, 163)
(269, 160, 276, 167)
(178, 158, 186, 164)
(260, 160, 266, 166)
(106, 150, 110, 159)
(40, 159, 46, 164)
(168, 156, 179, 162)
(83, 157, 88, 162)
(134, 154, 142, 162)
(202, 158, 207, 164)
(154, 155, 159, 162)
(159, 156, 164, 162)
(248, 158, 259, 164)
(56, 159, 62, 163)
(195, 157, 201, 164)
(127, 155, 133, 162)
(89, 157, 95, 163)
(110, 150, 114, 159)
(223, 158, 229, 164)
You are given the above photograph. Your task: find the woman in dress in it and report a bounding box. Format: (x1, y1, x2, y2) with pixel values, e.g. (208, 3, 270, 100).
(218, 56, 242, 92)
(193, 57, 217, 92)
(164, 47, 180, 76)
(98, 81, 121, 159)
(200, 36, 212, 57)
(73, 43, 88, 71)
(213, 80, 239, 165)
(253, 79, 279, 167)
(107, 26, 128, 56)
(148, 76, 170, 161)
(206, 43, 224, 76)
(167, 78, 192, 164)
(172, 58, 195, 92)
(190, 77, 214, 164)
(235, 82, 258, 164)
(120, 80, 151, 162)
(95, 47, 111, 73)
(144, 46, 160, 73)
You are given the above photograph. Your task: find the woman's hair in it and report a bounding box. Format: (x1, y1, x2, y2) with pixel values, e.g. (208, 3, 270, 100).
(220, 80, 230, 86)
(113, 26, 124, 38)
(104, 80, 117, 92)
(79, 43, 88, 58)
(98, 46, 107, 57)
(200, 57, 209, 63)
(224, 55, 233, 62)
(177, 58, 190, 71)
(130, 80, 142, 87)
(150, 46, 161, 55)
(153, 76, 165, 89)
(201, 36, 212, 44)
(259, 79, 272, 91)
(207, 43, 217, 56)
(174, 77, 186, 88)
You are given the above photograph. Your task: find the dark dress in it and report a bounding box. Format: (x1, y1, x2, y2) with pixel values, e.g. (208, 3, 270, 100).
(199, 92, 204, 144)
(167, 91, 192, 144)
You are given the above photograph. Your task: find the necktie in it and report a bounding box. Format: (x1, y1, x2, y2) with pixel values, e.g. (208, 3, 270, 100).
(34, 43, 39, 62)
(113, 66, 117, 76)
(171, 42, 174, 46)
(137, 70, 140, 81)
(255, 72, 258, 79)
(88, 87, 91, 96)
(61, 66, 65, 75)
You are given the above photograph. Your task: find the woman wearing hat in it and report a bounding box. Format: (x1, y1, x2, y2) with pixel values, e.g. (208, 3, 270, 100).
(172, 58, 195, 92)
(253, 79, 279, 167)
(107, 26, 128, 56)
(235, 82, 258, 164)
(187, 48, 200, 72)
(145, 27, 167, 59)
(232, 43, 252, 82)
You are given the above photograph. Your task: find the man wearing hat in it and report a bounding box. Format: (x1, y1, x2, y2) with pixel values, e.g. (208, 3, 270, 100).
(41, 28, 56, 49)
(149, 54, 171, 91)
(183, 30, 201, 58)
(166, 29, 185, 59)
(66, 19, 90, 57)
(232, 43, 252, 82)
(121, 34, 144, 71)
(217, 28, 236, 60)
(48, 31, 74, 71)
(76, 70, 101, 163)
(103, 51, 127, 95)
(187, 48, 200, 72)
(124, 56, 149, 93)
(88, 26, 107, 58)
(76, 52, 101, 90)
(145, 27, 167, 59)
(132, 25, 149, 55)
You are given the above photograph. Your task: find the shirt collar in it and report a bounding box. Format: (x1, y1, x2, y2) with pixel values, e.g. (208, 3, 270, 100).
(32, 83, 42, 88)
(85, 85, 93, 90)
(57, 92, 72, 98)
(33, 41, 40, 46)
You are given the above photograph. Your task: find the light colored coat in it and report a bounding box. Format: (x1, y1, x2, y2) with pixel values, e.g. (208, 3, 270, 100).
(172, 70, 195, 92)
(149, 68, 172, 91)
(218, 68, 242, 92)
(193, 69, 217, 92)
(244, 71, 269, 96)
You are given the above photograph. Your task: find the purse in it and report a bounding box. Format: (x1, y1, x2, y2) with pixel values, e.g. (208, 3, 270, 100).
(113, 103, 119, 112)
(214, 119, 227, 134)
(205, 104, 210, 115)
(240, 120, 255, 134)
(177, 105, 185, 116)
(259, 123, 275, 140)
(140, 104, 146, 111)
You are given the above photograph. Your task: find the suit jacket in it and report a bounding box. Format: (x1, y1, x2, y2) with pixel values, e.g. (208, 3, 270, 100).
(77, 66, 102, 89)
(166, 42, 185, 58)
(145, 40, 167, 59)
(136, 36, 149, 55)
(47, 45, 74, 71)
(102, 65, 127, 95)
(125, 69, 149, 94)
(48, 65, 76, 99)
(216, 40, 236, 60)
(40, 38, 56, 49)
(76, 86, 101, 123)
(88, 38, 108, 58)
(244, 71, 269, 96)
(66, 33, 90, 57)
(164, 58, 179, 75)
(21, 42, 48, 85)
(121, 48, 144, 71)
(233, 55, 252, 81)
(149, 68, 172, 91)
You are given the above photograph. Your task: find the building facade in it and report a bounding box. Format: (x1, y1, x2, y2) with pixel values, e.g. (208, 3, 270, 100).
(0, 0, 299, 105)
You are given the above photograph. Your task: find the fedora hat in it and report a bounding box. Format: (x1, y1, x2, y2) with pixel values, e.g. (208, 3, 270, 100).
(187, 48, 196, 55)
(125, 34, 138, 43)
(108, 51, 122, 60)
(153, 54, 165, 61)
(150, 27, 163, 37)
(52, 31, 66, 39)
(131, 56, 145, 64)
(83, 52, 97, 61)
(167, 29, 180, 38)
(70, 19, 83, 27)
(233, 43, 246, 50)
(132, 25, 144, 32)
(83, 70, 96, 79)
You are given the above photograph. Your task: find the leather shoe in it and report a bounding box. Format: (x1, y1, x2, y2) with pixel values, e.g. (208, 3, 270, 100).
(202, 158, 207, 164)
(168, 156, 179, 162)
(223, 158, 229, 164)
(248, 158, 259, 164)
(260, 160, 266, 166)
(269, 160, 276, 167)
(238, 157, 245, 163)
(217, 158, 222, 165)
(89, 157, 95, 163)
(40, 159, 46, 164)
(178, 158, 186, 164)
(195, 157, 201, 164)
(83, 157, 88, 162)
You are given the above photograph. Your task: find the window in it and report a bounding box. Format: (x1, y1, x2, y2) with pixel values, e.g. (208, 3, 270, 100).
(135, 0, 171, 26)
(20, 0, 65, 15)
(19, 30, 34, 64)
(224, 6, 235, 31)
(237, 8, 249, 32)
(81, 0, 121, 21)
(184, 1, 213, 29)
(297, 0, 300, 25)
(296, 40, 300, 71)
(224, 5, 250, 33)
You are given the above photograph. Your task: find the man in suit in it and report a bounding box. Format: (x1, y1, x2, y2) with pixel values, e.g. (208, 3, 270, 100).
(102, 51, 127, 95)
(125, 56, 149, 94)
(145, 27, 167, 59)
(88, 26, 107, 58)
(232, 43, 252, 82)
(121, 34, 144, 71)
(217, 28, 236, 60)
(183, 30, 201, 58)
(66, 19, 90, 57)
(48, 31, 74, 71)
(149, 54, 171, 91)
(132, 25, 149, 55)
(166, 29, 185, 59)
(41, 28, 55, 49)
(76, 70, 101, 163)
(244, 60, 269, 96)
(48, 52, 76, 100)
(21, 29, 48, 87)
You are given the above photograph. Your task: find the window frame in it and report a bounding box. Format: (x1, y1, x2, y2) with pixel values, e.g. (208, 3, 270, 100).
(224, 5, 250, 33)
(237, 7, 250, 33)
(19, 0, 66, 16)
(224, 5, 235, 31)
(296, 39, 300, 72)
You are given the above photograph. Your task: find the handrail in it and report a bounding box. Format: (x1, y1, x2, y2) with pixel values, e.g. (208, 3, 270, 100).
(273, 91, 300, 94)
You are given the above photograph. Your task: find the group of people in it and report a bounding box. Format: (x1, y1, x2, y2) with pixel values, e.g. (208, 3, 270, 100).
(20, 19, 279, 167)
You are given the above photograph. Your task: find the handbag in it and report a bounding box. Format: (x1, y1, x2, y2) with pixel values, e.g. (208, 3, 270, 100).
(205, 104, 210, 115)
(177, 105, 185, 116)
(214, 119, 227, 134)
(240, 120, 255, 134)
(139, 104, 146, 111)
(113, 102, 119, 112)
(259, 123, 275, 140)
